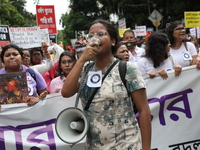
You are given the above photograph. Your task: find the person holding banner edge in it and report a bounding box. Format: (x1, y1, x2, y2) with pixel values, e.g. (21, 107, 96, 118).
(62, 19, 151, 150)
(22, 42, 54, 75)
(137, 33, 182, 79)
(166, 20, 198, 68)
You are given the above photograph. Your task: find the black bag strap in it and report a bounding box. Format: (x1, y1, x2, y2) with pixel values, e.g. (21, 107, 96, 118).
(84, 59, 119, 110)
(27, 68, 36, 81)
(119, 60, 127, 87)
(119, 60, 138, 114)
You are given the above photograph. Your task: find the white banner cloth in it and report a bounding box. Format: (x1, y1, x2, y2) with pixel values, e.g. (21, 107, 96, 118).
(0, 66, 200, 149)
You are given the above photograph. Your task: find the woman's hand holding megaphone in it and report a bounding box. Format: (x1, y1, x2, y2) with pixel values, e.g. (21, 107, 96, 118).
(79, 38, 100, 62)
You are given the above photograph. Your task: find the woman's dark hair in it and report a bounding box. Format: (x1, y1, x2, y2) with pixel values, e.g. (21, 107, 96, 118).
(1, 44, 23, 63)
(58, 51, 76, 78)
(114, 42, 126, 54)
(30, 47, 43, 65)
(165, 20, 184, 47)
(87, 19, 119, 54)
(144, 33, 169, 68)
(113, 42, 126, 60)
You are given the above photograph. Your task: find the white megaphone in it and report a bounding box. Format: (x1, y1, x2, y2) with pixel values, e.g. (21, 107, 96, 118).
(55, 107, 89, 147)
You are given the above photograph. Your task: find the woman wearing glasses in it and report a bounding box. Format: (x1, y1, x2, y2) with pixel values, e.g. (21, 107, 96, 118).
(62, 20, 151, 150)
(22, 43, 53, 75)
(122, 30, 145, 66)
(49, 51, 76, 94)
(30, 44, 54, 91)
(166, 20, 197, 67)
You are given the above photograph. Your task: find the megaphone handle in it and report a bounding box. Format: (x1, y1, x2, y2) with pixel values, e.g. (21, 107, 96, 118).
(74, 62, 94, 108)
(70, 143, 75, 148)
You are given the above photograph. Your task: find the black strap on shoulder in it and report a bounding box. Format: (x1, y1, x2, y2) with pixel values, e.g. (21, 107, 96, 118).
(119, 60, 127, 87)
(84, 59, 119, 110)
(27, 68, 36, 81)
(119, 60, 138, 114)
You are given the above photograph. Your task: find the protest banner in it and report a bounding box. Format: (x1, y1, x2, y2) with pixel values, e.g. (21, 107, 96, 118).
(40, 28, 50, 45)
(0, 66, 200, 149)
(135, 26, 146, 36)
(0, 25, 11, 46)
(9, 26, 42, 48)
(118, 28, 130, 37)
(184, 11, 200, 27)
(0, 72, 29, 107)
(49, 34, 57, 43)
(36, 5, 57, 35)
(118, 18, 126, 29)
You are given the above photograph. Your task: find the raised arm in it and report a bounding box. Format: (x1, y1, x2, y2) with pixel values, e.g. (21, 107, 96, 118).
(30, 58, 53, 74)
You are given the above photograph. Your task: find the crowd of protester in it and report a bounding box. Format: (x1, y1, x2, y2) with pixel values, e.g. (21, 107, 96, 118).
(0, 20, 200, 97)
(0, 19, 200, 149)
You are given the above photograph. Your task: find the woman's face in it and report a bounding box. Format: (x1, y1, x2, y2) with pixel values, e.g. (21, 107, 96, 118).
(173, 24, 186, 41)
(22, 50, 30, 66)
(31, 50, 43, 65)
(88, 23, 115, 56)
(116, 45, 130, 61)
(3, 48, 22, 70)
(60, 55, 75, 76)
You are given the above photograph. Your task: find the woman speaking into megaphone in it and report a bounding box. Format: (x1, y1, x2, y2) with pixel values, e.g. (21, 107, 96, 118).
(61, 19, 151, 150)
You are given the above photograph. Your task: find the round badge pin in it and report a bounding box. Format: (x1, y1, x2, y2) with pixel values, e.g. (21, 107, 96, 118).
(184, 53, 190, 59)
(90, 74, 100, 84)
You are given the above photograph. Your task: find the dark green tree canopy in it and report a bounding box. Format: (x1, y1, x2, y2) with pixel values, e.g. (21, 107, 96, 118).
(0, 0, 36, 27)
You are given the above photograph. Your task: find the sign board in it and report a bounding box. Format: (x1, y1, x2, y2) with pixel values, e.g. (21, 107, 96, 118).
(184, 11, 200, 27)
(36, 5, 57, 34)
(0, 25, 11, 46)
(135, 26, 146, 36)
(118, 28, 130, 37)
(0, 72, 29, 106)
(189, 27, 200, 39)
(197, 27, 200, 38)
(153, 20, 161, 27)
(189, 28, 196, 37)
(118, 18, 126, 29)
(148, 9, 163, 22)
(49, 34, 57, 43)
(9, 26, 42, 48)
(40, 28, 50, 45)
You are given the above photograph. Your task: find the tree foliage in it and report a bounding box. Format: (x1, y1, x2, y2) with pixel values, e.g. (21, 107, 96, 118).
(0, 0, 36, 27)
(60, 0, 200, 46)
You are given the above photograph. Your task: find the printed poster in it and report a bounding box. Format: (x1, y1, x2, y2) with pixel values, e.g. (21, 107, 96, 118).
(0, 72, 29, 105)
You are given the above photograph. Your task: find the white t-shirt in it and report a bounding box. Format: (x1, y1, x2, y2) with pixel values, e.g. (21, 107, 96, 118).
(170, 42, 197, 67)
(128, 46, 145, 66)
(137, 57, 174, 76)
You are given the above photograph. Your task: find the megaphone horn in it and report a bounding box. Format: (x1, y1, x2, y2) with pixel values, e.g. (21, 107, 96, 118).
(55, 107, 89, 146)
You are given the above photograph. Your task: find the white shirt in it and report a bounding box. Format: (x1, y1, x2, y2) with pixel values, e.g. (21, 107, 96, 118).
(137, 57, 174, 76)
(170, 42, 197, 67)
(128, 46, 145, 66)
